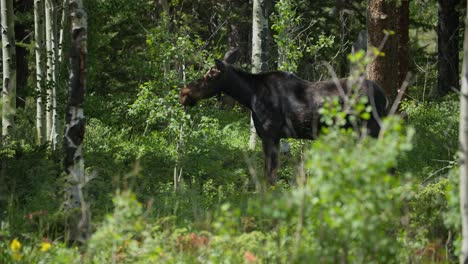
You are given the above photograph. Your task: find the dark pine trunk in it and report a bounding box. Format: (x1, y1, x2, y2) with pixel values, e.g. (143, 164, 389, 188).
(397, 0, 409, 90)
(15, 23, 29, 108)
(435, 0, 460, 97)
(367, 0, 398, 102)
(219, 0, 250, 109)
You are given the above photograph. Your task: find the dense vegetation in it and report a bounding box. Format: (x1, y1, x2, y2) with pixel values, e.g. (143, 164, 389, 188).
(0, 0, 464, 262)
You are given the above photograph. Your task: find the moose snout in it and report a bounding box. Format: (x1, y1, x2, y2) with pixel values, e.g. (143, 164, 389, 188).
(179, 87, 196, 106)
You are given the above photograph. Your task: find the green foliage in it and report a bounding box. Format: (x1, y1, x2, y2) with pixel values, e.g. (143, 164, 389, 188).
(271, 0, 305, 72)
(0, 141, 62, 234)
(86, 190, 147, 262)
(2, 0, 465, 263)
(395, 96, 459, 261)
(5, 115, 413, 263)
(278, 118, 413, 262)
(400, 96, 459, 178)
(0, 235, 80, 264)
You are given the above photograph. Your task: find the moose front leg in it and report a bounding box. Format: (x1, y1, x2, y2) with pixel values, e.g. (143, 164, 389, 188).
(262, 138, 280, 185)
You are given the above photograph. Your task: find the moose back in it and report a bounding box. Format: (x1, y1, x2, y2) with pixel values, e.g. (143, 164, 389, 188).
(179, 50, 388, 184)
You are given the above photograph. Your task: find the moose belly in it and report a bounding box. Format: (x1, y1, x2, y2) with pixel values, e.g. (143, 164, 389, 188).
(281, 110, 320, 140)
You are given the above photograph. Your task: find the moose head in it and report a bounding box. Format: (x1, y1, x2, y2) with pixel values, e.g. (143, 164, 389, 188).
(179, 48, 241, 107)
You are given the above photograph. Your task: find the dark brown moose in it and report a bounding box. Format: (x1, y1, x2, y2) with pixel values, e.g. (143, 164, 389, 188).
(180, 49, 388, 184)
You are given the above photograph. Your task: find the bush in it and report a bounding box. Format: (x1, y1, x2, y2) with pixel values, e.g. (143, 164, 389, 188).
(400, 96, 458, 179)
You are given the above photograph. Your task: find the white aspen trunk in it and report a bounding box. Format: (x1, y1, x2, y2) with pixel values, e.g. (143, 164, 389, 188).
(52, 1, 59, 149)
(45, 0, 53, 143)
(58, 0, 69, 66)
(459, 1, 468, 262)
(249, 116, 257, 150)
(64, 0, 89, 242)
(1, 0, 16, 138)
(45, 0, 58, 148)
(174, 62, 186, 192)
(250, 0, 271, 150)
(35, 0, 46, 144)
(276, 2, 288, 72)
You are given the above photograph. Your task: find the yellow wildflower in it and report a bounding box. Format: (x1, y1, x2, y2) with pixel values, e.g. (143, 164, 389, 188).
(10, 239, 22, 260)
(40, 241, 52, 252)
(10, 238, 21, 252)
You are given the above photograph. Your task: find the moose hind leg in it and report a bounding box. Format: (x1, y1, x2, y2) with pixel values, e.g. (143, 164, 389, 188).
(262, 138, 280, 185)
(366, 118, 381, 138)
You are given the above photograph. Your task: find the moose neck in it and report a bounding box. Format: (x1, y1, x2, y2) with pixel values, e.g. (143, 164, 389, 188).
(220, 68, 256, 109)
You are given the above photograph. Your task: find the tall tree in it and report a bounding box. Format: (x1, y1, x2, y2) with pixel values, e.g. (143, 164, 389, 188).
(45, 0, 58, 147)
(218, 0, 249, 109)
(250, 0, 271, 150)
(58, 0, 69, 66)
(14, 0, 34, 110)
(336, 0, 351, 78)
(460, 1, 468, 261)
(1, 0, 17, 138)
(15, 24, 29, 109)
(64, 0, 89, 242)
(35, 0, 46, 144)
(435, 0, 460, 97)
(397, 0, 409, 90)
(367, 0, 398, 101)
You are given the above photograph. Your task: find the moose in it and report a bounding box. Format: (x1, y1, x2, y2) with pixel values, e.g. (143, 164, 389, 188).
(179, 49, 388, 184)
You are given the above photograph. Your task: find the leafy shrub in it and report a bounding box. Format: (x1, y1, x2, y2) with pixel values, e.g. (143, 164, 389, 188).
(400, 96, 459, 179)
(248, 117, 415, 263)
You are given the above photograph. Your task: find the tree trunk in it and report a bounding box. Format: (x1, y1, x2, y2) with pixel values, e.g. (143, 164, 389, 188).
(45, 0, 52, 141)
(159, 0, 170, 77)
(1, 0, 17, 138)
(435, 0, 460, 97)
(397, 0, 409, 90)
(45, 0, 58, 148)
(336, 0, 350, 78)
(218, 1, 245, 110)
(367, 0, 398, 102)
(15, 23, 28, 109)
(58, 0, 69, 66)
(64, 0, 89, 243)
(35, 0, 46, 145)
(250, 0, 271, 150)
(460, 1, 468, 261)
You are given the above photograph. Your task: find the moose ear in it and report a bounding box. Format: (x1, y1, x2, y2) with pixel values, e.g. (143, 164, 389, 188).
(223, 48, 241, 64)
(215, 59, 226, 71)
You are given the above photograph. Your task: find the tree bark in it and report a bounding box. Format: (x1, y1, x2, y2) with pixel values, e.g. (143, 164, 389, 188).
(58, 0, 69, 66)
(35, 0, 46, 144)
(435, 0, 460, 97)
(336, 0, 350, 78)
(367, 0, 398, 102)
(460, 1, 468, 261)
(64, 0, 89, 243)
(251, 0, 271, 74)
(45, 0, 58, 147)
(15, 23, 28, 109)
(45, 0, 52, 141)
(397, 0, 409, 90)
(1, 0, 17, 138)
(250, 0, 271, 150)
(218, 1, 247, 110)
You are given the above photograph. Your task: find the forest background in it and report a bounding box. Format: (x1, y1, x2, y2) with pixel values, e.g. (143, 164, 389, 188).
(0, 0, 465, 263)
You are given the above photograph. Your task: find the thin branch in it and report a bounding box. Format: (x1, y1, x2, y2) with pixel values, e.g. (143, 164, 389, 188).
(388, 72, 412, 115)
